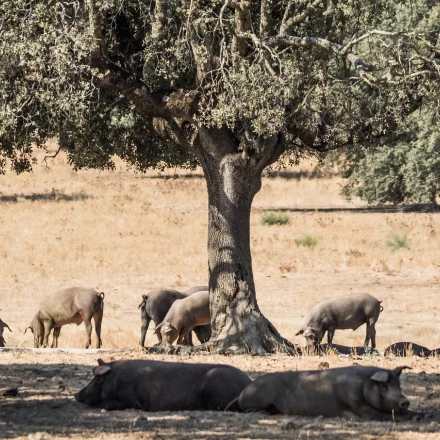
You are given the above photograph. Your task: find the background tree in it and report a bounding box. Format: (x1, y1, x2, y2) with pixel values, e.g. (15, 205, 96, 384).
(1, 0, 439, 353)
(324, 109, 440, 205)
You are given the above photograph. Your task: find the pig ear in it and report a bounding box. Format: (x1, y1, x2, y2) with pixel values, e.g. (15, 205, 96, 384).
(393, 366, 412, 377)
(154, 323, 163, 335)
(24, 326, 33, 335)
(97, 358, 106, 365)
(370, 371, 389, 383)
(303, 328, 315, 337)
(295, 329, 304, 336)
(93, 364, 112, 376)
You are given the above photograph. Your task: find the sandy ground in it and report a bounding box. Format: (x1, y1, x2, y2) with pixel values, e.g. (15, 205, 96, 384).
(1, 149, 440, 439)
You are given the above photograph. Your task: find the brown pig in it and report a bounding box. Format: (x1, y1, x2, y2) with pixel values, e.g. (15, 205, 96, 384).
(25, 287, 104, 348)
(155, 290, 210, 345)
(296, 293, 382, 348)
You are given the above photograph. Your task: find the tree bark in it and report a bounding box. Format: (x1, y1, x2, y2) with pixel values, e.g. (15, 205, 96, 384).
(195, 127, 297, 355)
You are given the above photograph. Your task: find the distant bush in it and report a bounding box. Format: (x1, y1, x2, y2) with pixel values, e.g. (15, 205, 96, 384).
(386, 232, 410, 251)
(294, 233, 318, 248)
(260, 212, 290, 225)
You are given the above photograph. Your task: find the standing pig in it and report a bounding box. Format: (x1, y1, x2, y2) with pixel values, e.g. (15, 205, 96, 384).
(296, 293, 382, 348)
(0, 318, 12, 347)
(138, 287, 211, 347)
(227, 365, 425, 421)
(25, 287, 104, 348)
(154, 290, 210, 345)
(75, 358, 251, 411)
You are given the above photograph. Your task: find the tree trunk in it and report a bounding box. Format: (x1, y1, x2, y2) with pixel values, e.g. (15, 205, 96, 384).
(195, 127, 296, 355)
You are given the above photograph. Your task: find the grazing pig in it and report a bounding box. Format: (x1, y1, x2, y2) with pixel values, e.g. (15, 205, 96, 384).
(227, 365, 424, 421)
(25, 287, 104, 348)
(315, 343, 380, 356)
(155, 290, 209, 345)
(139, 287, 211, 346)
(0, 318, 12, 347)
(75, 358, 251, 411)
(296, 293, 382, 348)
(385, 342, 432, 358)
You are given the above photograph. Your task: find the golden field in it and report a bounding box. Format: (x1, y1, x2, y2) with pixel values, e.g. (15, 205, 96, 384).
(0, 148, 439, 439)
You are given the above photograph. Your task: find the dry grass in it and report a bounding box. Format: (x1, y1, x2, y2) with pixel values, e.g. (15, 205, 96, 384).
(1, 148, 440, 439)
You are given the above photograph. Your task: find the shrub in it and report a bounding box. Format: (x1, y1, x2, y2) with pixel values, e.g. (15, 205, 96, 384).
(386, 232, 410, 251)
(294, 233, 318, 248)
(260, 211, 290, 225)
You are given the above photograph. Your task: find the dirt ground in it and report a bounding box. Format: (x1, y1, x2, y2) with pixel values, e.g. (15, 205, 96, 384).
(1, 349, 440, 440)
(1, 149, 440, 439)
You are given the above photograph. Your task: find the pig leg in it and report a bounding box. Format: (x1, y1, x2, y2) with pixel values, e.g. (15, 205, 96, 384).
(42, 321, 52, 348)
(51, 327, 61, 348)
(93, 312, 103, 349)
(83, 318, 93, 349)
(140, 316, 151, 347)
(177, 326, 193, 346)
(327, 329, 335, 345)
(364, 321, 376, 348)
(153, 321, 163, 343)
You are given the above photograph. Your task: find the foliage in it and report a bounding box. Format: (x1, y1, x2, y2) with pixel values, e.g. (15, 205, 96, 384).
(260, 212, 290, 226)
(385, 232, 410, 251)
(325, 110, 440, 204)
(294, 233, 318, 248)
(0, 1, 439, 174)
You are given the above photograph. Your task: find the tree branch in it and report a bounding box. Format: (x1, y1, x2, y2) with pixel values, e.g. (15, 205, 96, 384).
(264, 35, 377, 84)
(341, 30, 413, 54)
(280, 0, 327, 36)
(260, 0, 273, 37)
(102, 69, 198, 121)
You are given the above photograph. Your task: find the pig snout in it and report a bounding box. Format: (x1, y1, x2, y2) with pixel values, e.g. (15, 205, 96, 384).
(399, 398, 410, 410)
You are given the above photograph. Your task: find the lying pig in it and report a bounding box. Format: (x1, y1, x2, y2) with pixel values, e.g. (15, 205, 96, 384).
(139, 287, 211, 346)
(226, 365, 425, 421)
(314, 343, 380, 356)
(0, 318, 12, 347)
(296, 293, 382, 348)
(25, 287, 104, 348)
(385, 342, 432, 358)
(155, 290, 209, 345)
(75, 358, 251, 411)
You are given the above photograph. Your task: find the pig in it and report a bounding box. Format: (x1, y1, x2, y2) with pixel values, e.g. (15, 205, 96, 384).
(0, 318, 12, 347)
(296, 293, 382, 348)
(226, 365, 425, 421)
(139, 287, 211, 347)
(154, 290, 209, 345)
(75, 358, 251, 411)
(385, 342, 432, 358)
(314, 343, 380, 356)
(25, 287, 104, 348)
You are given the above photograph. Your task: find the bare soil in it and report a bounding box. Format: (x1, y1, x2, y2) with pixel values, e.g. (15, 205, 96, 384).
(1, 349, 440, 440)
(1, 150, 440, 439)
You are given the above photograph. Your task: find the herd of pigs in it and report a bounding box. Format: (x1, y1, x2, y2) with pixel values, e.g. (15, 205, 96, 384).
(1, 286, 439, 421)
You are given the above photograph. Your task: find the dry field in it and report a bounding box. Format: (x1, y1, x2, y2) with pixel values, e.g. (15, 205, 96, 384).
(1, 148, 440, 439)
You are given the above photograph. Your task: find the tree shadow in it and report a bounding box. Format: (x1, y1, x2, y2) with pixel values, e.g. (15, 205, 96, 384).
(261, 204, 440, 213)
(0, 363, 439, 439)
(0, 191, 90, 203)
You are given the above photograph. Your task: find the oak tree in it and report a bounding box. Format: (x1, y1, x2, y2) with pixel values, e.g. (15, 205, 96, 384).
(1, 1, 439, 353)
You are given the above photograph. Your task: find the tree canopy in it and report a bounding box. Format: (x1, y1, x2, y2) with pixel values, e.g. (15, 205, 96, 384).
(1, 0, 438, 173)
